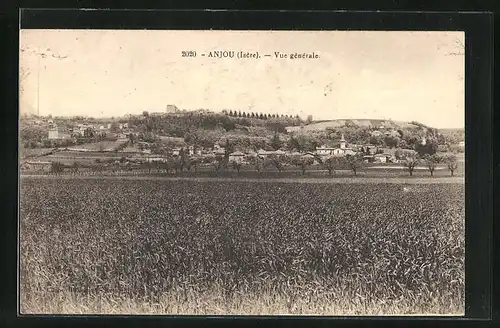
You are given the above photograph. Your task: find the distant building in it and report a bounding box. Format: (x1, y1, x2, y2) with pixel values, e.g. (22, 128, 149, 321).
(257, 149, 275, 158)
(316, 145, 337, 156)
(166, 104, 179, 113)
(107, 123, 112, 129)
(373, 154, 389, 163)
(315, 134, 356, 157)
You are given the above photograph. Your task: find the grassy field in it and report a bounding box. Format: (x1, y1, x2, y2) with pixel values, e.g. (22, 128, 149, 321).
(19, 178, 465, 315)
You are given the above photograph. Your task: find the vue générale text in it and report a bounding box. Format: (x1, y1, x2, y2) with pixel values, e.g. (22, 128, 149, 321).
(182, 51, 320, 59)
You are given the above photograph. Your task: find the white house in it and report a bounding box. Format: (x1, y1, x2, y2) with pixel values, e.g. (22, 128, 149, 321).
(374, 154, 389, 163)
(316, 145, 337, 156)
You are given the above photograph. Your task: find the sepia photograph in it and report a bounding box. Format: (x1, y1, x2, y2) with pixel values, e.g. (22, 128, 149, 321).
(19, 29, 465, 316)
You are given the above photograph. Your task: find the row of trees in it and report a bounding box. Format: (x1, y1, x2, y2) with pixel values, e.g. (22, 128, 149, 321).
(403, 153, 459, 177)
(223, 110, 301, 120)
(49, 152, 459, 177)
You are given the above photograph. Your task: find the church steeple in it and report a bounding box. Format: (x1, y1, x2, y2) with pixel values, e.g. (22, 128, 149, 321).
(340, 134, 346, 149)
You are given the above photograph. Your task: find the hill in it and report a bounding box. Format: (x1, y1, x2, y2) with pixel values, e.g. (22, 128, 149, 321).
(286, 119, 419, 133)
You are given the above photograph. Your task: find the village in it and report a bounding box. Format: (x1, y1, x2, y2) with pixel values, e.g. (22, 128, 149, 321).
(19, 105, 464, 176)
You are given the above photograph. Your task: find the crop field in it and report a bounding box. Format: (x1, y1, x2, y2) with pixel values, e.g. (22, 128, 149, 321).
(19, 177, 465, 315)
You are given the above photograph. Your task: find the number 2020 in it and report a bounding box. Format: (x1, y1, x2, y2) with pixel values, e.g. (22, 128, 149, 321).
(182, 51, 196, 57)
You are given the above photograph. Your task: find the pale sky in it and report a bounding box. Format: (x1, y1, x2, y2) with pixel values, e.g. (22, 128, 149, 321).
(19, 30, 464, 128)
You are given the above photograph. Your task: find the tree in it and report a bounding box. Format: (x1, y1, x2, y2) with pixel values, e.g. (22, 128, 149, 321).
(269, 132, 283, 151)
(110, 123, 120, 133)
(190, 157, 201, 172)
(345, 154, 363, 176)
(291, 155, 315, 175)
(306, 115, 313, 124)
(384, 135, 400, 148)
(179, 147, 189, 172)
(128, 133, 136, 144)
(171, 156, 183, 174)
(71, 161, 79, 174)
(142, 111, 149, 117)
(323, 156, 340, 176)
(268, 154, 288, 172)
(84, 127, 95, 138)
(424, 154, 438, 176)
(238, 111, 242, 117)
(229, 110, 234, 117)
(50, 161, 64, 175)
(247, 155, 264, 173)
(212, 154, 225, 174)
(403, 154, 420, 176)
(416, 137, 439, 156)
(231, 160, 242, 174)
(445, 154, 458, 176)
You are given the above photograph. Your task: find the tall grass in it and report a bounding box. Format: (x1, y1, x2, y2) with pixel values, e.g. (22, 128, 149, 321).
(20, 179, 465, 315)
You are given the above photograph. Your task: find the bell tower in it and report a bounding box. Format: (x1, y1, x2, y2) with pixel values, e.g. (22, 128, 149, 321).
(340, 134, 346, 149)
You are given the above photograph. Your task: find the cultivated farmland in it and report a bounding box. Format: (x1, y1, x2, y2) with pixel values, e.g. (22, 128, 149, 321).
(19, 178, 465, 315)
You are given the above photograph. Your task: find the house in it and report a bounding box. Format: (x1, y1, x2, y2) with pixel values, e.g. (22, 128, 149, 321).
(316, 145, 337, 156)
(229, 151, 245, 163)
(107, 123, 112, 129)
(360, 145, 378, 155)
(187, 145, 195, 156)
(373, 154, 389, 163)
(257, 149, 275, 158)
(363, 155, 375, 163)
(99, 125, 105, 130)
(123, 123, 129, 129)
(213, 148, 226, 156)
